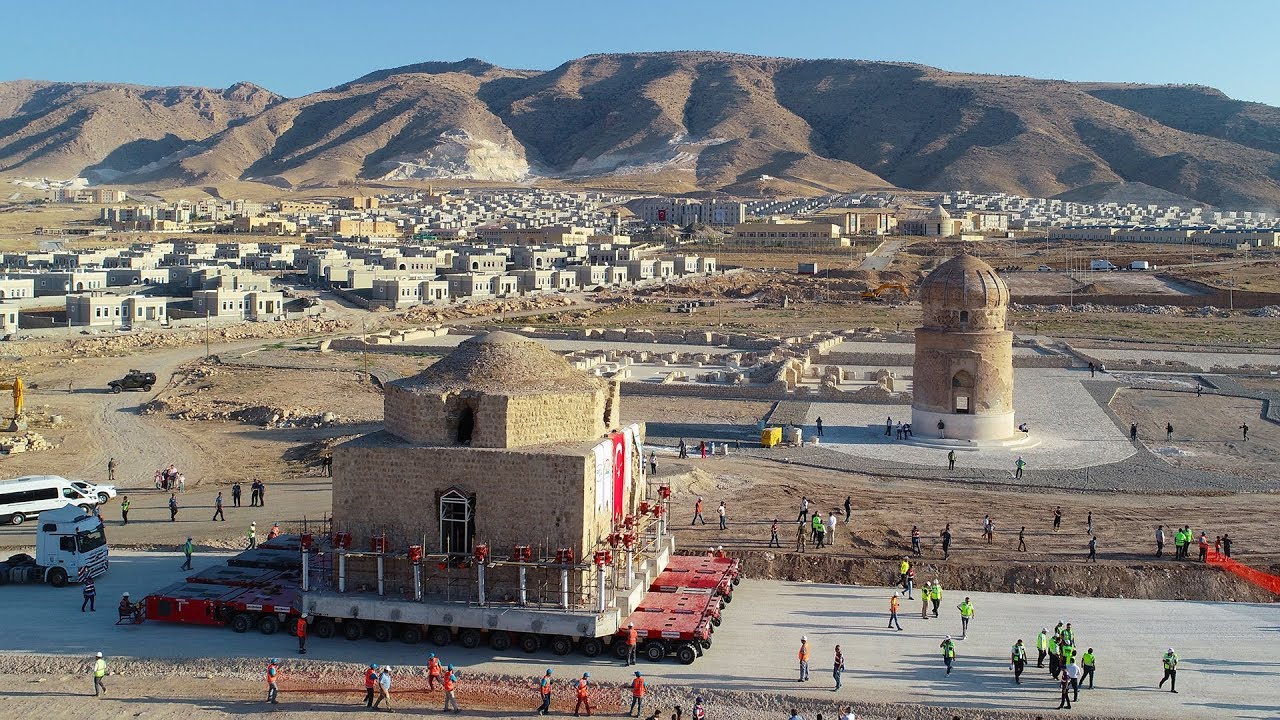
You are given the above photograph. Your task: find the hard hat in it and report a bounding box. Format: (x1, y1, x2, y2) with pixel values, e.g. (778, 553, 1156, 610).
(545, 668, 553, 674)
(1168, 647, 1175, 653)
(583, 672, 590, 678)
(1042, 627, 1049, 632)
(95, 651, 103, 657)
(944, 635, 951, 640)
(801, 635, 807, 641)
(447, 664, 454, 670)
(634, 671, 641, 677)
(122, 592, 130, 597)
(371, 663, 378, 669)
(301, 613, 308, 618)
(384, 666, 392, 672)
(628, 622, 634, 627)
(251, 521, 257, 526)
(429, 653, 436, 658)
(186, 537, 192, 541)
(696, 696, 703, 703)
(270, 658, 279, 663)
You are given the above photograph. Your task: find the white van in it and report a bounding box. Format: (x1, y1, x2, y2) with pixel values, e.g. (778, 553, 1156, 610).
(0, 475, 101, 526)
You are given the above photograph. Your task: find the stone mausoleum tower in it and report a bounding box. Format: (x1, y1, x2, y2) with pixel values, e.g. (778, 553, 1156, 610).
(911, 254, 1016, 442)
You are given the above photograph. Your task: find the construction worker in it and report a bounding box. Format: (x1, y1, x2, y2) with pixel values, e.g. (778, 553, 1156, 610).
(92, 651, 107, 696)
(798, 635, 811, 682)
(956, 596, 975, 639)
(247, 522, 257, 549)
(120, 496, 130, 525)
(693, 696, 706, 719)
(537, 668, 553, 715)
(930, 579, 942, 618)
(295, 613, 308, 654)
(427, 652, 442, 690)
(940, 635, 956, 675)
(625, 621, 639, 666)
(269, 522, 281, 540)
(181, 537, 194, 571)
(1061, 622, 1075, 648)
(888, 594, 902, 630)
(794, 521, 807, 553)
(373, 665, 392, 711)
(920, 581, 931, 619)
(1158, 648, 1179, 693)
(692, 497, 705, 525)
(265, 658, 279, 704)
(1048, 632, 1061, 678)
(911, 524, 922, 556)
(364, 663, 379, 708)
(1081, 647, 1096, 689)
(442, 665, 460, 712)
(1198, 531, 1209, 562)
(898, 557, 910, 595)
(1036, 627, 1049, 667)
(1010, 639, 1027, 684)
(629, 671, 645, 717)
(573, 671, 592, 716)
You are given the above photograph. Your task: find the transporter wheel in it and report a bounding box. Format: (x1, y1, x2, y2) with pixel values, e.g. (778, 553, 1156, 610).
(313, 618, 335, 639)
(711, 616, 721, 627)
(580, 638, 603, 658)
(458, 629, 481, 649)
(400, 626, 422, 644)
(722, 593, 732, 604)
(46, 567, 68, 587)
(371, 623, 393, 643)
(230, 613, 254, 633)
(644, 640, 667, 662)
(429, 626, 452, 647)
(550, 635, 573, 656)
(732, 577, 740, 586)
(614, 640, 631, 659)
(700, 638, 712, 650)
(258, 615, 279, 635)
(343, 621, 364, 641)
(676, 644, 698, 665)
(489, 631, 512, 651)
(519, 633, 542, 654)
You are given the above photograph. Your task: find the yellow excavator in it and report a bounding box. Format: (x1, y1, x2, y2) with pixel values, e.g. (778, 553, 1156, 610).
(861, 282, 911, 302)
(2, 375, 23, 422)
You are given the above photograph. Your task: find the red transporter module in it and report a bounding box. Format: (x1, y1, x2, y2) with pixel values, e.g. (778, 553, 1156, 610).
(650, 554, 740, 602)
(145, 580, 301, 633)
(616, 590, 714, 665)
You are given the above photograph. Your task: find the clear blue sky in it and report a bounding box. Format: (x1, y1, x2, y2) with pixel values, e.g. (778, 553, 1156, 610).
(5, 0, 1278, 106)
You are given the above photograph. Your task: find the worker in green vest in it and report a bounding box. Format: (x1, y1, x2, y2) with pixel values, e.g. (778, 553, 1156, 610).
(1063, 643, 1077, 666)
(1036, 627, 1050, 667)
(1047, 633, 1061, 678)
(929, 580, 942, 618)
(92, 651, 108, 696)
(1159, 648, 1179, 693)
(940, 635, 956, 675)
(1061, 622, 1075, 647)
(1081, 647, 1096, 689)
(1010, 639, 1027, 684)
(956, 597, 975, 639)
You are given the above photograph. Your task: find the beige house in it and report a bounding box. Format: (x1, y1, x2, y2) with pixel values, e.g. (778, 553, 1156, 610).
(729, 222, 848, 247)
(66, 294, 168, 327)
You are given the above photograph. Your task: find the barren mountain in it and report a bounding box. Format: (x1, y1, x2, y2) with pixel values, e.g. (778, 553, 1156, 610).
(4, 52, 1280, 208)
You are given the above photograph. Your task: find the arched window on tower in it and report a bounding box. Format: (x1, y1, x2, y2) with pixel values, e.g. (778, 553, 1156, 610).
(439, 489, 475, 556)
(951, 370, 974, 414)
(456, 405, 475, 445)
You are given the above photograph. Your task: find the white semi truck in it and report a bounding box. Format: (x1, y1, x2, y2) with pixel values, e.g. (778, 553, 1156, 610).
(0, 504, 109, 586)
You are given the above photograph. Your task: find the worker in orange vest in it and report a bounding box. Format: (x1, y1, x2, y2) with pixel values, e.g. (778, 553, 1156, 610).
(798, 635, 811, 682)
(888, 593, 902, 630)
(624, 621, 639, 666)
(629, 671, 646, 717)
(441, 665, 460, 713)
(363, 663, 379, 708)
(265, 658, 279, 704)
(295, 613, 307, 654)
(573, 672, 592, 716)
(427, 653, 441, 690)
(268, 522, 281, 540)
(1197, 532, 1209, 562)
(692, 497, 705, 525)
(536, 668, 553, 716)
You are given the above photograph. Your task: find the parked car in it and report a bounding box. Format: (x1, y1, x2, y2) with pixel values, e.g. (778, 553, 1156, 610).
(108, 370, 156, 393)
(1037, 265, 1053, 272)
(69, 481, 117, 504)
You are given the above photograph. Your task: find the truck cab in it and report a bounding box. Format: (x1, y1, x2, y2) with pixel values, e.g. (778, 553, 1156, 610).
(35, 504, 109, 586)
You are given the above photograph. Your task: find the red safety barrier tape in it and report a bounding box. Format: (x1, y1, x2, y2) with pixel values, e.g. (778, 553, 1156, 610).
(1207, 551, 1280, 595)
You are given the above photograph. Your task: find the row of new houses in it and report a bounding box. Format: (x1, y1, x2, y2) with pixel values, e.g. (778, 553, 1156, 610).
(1048, 226, 1280, 248)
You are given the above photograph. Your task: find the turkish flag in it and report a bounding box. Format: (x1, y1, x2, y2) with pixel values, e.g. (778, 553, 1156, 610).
(611, 432, 626, 521)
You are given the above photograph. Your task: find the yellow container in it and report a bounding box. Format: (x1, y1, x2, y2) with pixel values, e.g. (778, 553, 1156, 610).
(761, 426, 782, 448)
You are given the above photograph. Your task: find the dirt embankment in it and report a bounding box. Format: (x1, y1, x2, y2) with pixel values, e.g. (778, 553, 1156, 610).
(730, 550, 1278, 603)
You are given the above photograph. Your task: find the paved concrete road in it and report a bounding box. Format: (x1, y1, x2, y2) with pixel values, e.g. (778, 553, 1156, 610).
(3, 552, 1274, 720)
(858, 239, 906, 271)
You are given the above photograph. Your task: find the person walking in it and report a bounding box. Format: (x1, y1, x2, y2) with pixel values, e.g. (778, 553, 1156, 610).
(812, 512, 825, 549)
(904, 567, 915, 600)
(169, 493, 178, 522)
(692, 497, 705, 525)
(373, 665, 392, 711)
(844, 495, 852, 520)
(250, 479, 261, 507)
(536, 668, 554, 715)
(1053, 507, 1062, 533)
(1057, 671, 1072, 709)
(247, 522, 257, 549)
(827, 511, 838, 547)
(364, 664, 379, 708)
(1086, 511, 1093, 536)
(1014, 456, 1026, 479)
(442, 665, 460, 712)
(930, 579, 943, 618)
(1087, 536, 1097, 563)
(1240, 422, 1249, 440)
(426, 653, 441, 691)
(1158, 649, 1179, 692)
(1011, 639, 1027, 684)
(699, 440, 707, 459)
(212, 491, 226, 521)
(899, 557, 911, 595)
(1155, 525, 1165, 557)
(648, 451, 657, 475)
(295, 613, 308, 654)
(107, 458, 116, 484)
(624, 621, 638, 666)
(769, 519, 781, 548)
(957, 596, 975, 639)
(1197, 531, 1209, 562)
(832, 644, 845, 691)
(629, 671, 646, 718)
(181, 537, 194, 571)
(947, 449, 956, 471)
(1166, 422, 1174, 441)
(232, 482, 242, 508)
(888, 594, 903, 630)
(795, 521, 807, 553)
(1018, 526, 1027, 552)
(265, 658, 279, 704)
(1222, 533, 1232, 558)
(1065, 658, 1082, 701)
(1036, 627, 1049, 667)
(798, 636, 811, 682)
(573, 672, 592, 717)
(940, 636, 956, 675)
(678, 438, 688, 459)
(911, 525, 921, 556)
(940, 524, 952, 560)
(718, 501, 727, 530)
(797, 497, 810, 523)
(81, 571, 96, 612)
(120, 496, 130, 526)
(1130, 423, 1138, 442)
(816, 416, 824, 438)
(92, 651, 108, 696)
(1081, 648, 1096, 689)
(920, 581, 932, 619)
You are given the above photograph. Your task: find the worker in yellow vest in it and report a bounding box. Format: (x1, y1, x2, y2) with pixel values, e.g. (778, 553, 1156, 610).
(1081, 647, 1096, 689)
(1036, 627, 1050, 667)
(956, 597, 975, 639)
(1159, 648, 1179, 693)
(930, 580, 943, 618)
(92, 651, 108, 696)
(940, 635, 956, 675)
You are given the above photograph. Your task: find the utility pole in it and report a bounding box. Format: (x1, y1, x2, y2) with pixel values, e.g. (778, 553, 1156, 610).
(204, 309, 210, 358)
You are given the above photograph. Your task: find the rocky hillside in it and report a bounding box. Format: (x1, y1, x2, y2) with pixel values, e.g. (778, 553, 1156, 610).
(4, 52, 1280, 208)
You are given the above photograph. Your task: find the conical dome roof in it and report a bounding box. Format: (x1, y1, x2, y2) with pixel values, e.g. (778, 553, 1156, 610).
(396, 331, 602, 394)
(928, 204, 952, 219)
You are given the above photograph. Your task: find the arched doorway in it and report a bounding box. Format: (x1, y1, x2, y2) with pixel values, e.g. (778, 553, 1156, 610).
(951, 370, 974, 414)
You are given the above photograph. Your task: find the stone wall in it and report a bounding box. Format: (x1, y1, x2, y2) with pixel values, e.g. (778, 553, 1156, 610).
(912, 328, 1014, 416)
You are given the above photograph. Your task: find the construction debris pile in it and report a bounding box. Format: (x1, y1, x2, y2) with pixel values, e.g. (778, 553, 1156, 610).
(397, 295, 576, 324)
(0, 431, 54, 454)
(23, 317, 352, 358)
(1011, 303, 1231, 317)
(610, 269, 916, 304)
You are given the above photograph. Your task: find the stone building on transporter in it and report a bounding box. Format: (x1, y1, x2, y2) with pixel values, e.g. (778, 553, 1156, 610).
(331, 331, 648, 601)
(911, 254, 1018, 442)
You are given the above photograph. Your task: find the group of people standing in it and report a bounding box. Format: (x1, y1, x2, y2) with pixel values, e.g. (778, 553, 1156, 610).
(357, 653, 461, 713)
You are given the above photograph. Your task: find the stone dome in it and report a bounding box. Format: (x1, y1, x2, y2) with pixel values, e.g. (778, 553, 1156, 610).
(396, 331, 603, 395)
(919, 254, 1009, 331)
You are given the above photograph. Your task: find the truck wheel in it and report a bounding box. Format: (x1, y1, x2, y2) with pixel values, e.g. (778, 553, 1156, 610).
(644, 640, 666, 662)
(313, 618, 335, 639)
(111, 385, 122, 394)
(343, 621, 364, 641)
(231, 613, 254, 633)
(143, 384, 152, 392)
(258, 615, 279, 635)
(580, 638, 603, 657)
(489, 631, 512, 651)
(677, 644, 698, 665)
(459, 629, 481, 649)
(429, 626, 452, 646)
(550, 635, 573, 656)
(519, 634, 542, 654)
(371, 623, 393, 643)
(400, 626, 422, 644)
(47, 567, 68, 587)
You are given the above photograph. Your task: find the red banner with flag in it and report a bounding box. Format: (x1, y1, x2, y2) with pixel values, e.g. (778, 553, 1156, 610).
(611, 432, 626, 521)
